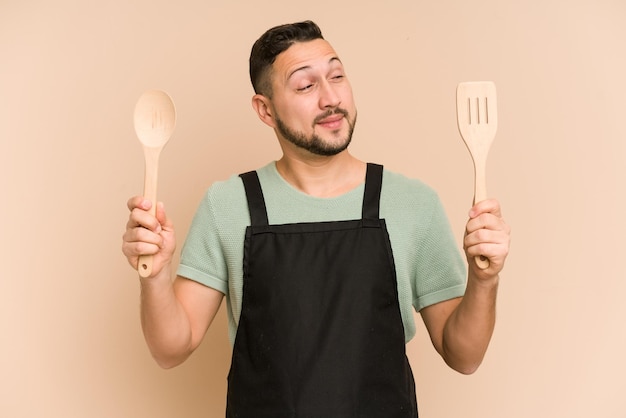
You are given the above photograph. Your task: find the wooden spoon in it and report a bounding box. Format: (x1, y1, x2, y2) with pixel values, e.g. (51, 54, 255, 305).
(456, 81, 498, 270)
(133, 90, 176, 278)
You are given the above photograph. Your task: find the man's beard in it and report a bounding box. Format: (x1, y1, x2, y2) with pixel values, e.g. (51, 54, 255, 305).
(275, 108, 357, 156)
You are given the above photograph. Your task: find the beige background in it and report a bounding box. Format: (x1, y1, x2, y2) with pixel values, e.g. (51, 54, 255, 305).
(1, 0, 624, 417)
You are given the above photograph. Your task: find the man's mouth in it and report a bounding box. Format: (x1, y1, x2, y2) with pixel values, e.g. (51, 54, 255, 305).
(314, 110, 348, 129)
(318, 115, 343, 129)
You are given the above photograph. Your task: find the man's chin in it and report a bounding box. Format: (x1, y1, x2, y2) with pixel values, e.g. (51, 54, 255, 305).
(307, 137, 352, 156)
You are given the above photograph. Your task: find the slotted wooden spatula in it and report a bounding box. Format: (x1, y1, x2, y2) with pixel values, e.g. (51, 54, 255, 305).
(456, 81, 497, 269)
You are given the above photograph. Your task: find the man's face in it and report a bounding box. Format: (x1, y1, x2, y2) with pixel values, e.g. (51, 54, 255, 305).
(267, 39, 357, 156)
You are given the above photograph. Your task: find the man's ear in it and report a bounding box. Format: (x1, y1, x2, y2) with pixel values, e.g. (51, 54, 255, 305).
(251, 94, 276, 128)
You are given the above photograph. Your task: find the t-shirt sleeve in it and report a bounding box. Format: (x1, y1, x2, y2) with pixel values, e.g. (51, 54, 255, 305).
(177, 188, 229, 295)
(412, 193, 467, 311)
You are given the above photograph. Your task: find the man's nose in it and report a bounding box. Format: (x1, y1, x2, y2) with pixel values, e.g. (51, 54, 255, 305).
(318, 80, 341, 109)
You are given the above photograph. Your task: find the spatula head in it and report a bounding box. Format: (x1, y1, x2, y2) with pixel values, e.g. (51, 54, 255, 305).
(456, 81, 497, 156)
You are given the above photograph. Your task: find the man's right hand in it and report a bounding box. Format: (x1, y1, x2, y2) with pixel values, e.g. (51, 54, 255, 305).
(122, 196, 176, 278)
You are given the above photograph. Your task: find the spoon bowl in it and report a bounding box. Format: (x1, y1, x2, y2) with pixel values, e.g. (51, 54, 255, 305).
(134, 90, 176, 147)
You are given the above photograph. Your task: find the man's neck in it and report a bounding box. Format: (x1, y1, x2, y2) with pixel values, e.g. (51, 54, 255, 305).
(275, 151, 366, 198)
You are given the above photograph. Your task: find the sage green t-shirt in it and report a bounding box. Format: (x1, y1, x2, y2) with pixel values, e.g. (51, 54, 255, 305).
(177, 162, 467, 345)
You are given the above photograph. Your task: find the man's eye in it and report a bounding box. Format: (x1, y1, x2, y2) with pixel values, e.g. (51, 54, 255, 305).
(297, 84, 313, 92)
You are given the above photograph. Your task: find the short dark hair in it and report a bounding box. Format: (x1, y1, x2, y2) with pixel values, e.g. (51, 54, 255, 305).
(249, 20, 324, 97)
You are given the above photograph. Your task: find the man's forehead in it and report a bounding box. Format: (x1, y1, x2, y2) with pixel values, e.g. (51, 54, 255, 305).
(274, 39, 341, 77)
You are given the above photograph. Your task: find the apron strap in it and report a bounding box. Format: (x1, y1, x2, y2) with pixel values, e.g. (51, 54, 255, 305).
(239, 171, 269, 226)
(362, 163, 383, 220)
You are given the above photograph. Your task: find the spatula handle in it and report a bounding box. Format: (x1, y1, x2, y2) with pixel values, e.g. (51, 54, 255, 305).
(138, 255, 154, 278)
(474, 255, 490, 269)
(138, 147, 161, 278)
(473, 165, 490, 270)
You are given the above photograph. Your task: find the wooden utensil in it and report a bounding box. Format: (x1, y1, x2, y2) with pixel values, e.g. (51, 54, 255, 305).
(133, 89, 176, 278)
(456, 81, 497, 269)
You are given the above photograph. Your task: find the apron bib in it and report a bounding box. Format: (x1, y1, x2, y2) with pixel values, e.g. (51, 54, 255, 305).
(227, 163, 417, 418)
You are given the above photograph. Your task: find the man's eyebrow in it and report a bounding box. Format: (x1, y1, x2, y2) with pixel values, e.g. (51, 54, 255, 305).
(287, 57, 342, 80)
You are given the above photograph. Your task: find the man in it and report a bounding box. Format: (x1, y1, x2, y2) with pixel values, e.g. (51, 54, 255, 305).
(122, 21, 510, 417)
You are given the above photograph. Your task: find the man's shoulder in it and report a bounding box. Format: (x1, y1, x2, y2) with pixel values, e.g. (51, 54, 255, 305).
(207, 162, 274, 196)
(381, 167, 438, 203)
(206, 173, 244, 200)
(201, 162, 277, 214)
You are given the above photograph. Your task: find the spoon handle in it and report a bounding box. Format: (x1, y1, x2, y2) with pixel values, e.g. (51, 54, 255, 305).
(138, 146, 161, 278)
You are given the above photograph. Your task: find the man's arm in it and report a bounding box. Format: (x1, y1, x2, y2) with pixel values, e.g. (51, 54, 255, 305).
(123, 197, 224, 368)
(421, 198, 510, 374)
(140, 273, 224, 369)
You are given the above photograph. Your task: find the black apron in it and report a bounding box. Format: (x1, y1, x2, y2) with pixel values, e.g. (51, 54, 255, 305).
(227, 163, 418, 418)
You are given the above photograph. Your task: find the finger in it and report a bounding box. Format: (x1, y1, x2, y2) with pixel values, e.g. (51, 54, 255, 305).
(122, 228, 163, 258)
(125, 222, 164, 246)
(464, 228, 502, 255)
(127, 196, 151, 212)
(466, 212, 507, 235)
(122, 241, 161, 270)
(466, 239, 508, 263)
(126, 206, 163, 234)
(465, 227, 508, 249)
(469, 198, 502, 219)
(466, 242, 505, 271)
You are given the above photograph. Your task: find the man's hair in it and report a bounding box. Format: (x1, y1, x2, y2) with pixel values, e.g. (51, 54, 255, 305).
(249, 20, 324, 97)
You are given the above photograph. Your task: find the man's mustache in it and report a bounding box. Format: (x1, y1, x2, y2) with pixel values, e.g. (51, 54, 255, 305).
(313, 108, 350, 125)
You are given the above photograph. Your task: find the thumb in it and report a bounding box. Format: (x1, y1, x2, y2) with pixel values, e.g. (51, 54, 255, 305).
(155, 201, 172, 229)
